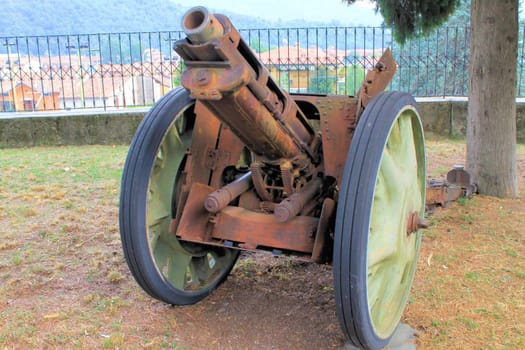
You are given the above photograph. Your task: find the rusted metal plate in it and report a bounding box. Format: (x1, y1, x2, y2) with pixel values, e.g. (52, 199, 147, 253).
(356, 48, 397, 116)
(208, 123, 246, 189)
(446, 167, 473, 192)
(318, 97, 358, 183)
(426, 168, 475, 208)
(426, 181, 463, 208)
(211, 206, 318, 253)
(292, 94, 358, 183)
(238, 189, 261, 211)
(312, 198, 335, 263)
(172, 102, 221, 230)
(176, 182, 214, 241)
(188, 102, 222, 184)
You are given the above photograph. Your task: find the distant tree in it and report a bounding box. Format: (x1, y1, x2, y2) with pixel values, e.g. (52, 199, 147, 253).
(309, 66, 337, 94)
(278, 71, 290, 91)
(342, 65, 366, 95)
(249, 37, 269, 53)
(172, 61, 185, 88)
(346, 0, 460, 44)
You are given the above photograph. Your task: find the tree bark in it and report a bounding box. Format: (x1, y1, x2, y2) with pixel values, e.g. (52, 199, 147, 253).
(467, 0, 518, 197)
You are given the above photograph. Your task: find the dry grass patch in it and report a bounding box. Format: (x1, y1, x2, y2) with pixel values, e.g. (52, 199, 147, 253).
(0, 141, 523, 349)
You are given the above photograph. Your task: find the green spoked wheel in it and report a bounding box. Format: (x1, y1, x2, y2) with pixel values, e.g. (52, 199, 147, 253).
(120, 87, 238, 305)
(333, 91, 426, 349)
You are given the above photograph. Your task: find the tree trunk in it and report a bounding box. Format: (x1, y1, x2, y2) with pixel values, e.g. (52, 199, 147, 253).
(467, 0, 518, 197)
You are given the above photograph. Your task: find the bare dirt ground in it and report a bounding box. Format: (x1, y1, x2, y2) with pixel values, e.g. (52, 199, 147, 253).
(0, 137, 524, 349)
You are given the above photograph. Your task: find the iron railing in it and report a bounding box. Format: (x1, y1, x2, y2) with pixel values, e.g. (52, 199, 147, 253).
(0, 26, 523, 112)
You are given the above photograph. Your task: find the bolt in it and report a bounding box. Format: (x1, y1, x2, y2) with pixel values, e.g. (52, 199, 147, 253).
(195, 69, 211, 86)
(375, 61, 385, 71)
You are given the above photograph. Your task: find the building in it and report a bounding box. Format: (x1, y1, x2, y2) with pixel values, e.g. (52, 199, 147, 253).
(0, 82, 59, 112)
(258, 44, 384, 94)
(0, 57, 180, 111)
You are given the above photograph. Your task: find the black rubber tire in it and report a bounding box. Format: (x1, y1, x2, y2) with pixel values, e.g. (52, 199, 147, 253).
(119, 87, 239, 305)
(333, 91, 425, 349)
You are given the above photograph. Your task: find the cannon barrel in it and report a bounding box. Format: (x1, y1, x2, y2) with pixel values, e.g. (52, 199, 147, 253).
(274, 177, 323, 222)
(204, 172, 253, 213)
(175, 7, 316, 162)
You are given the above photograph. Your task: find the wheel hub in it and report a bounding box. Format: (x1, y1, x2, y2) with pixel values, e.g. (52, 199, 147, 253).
(406, 211, 429, 235)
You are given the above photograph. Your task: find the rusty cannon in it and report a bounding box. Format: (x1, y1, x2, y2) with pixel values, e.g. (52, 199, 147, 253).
(119, 7, 426, 350)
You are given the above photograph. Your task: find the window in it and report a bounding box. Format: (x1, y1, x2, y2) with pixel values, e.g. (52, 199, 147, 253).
(23, 99, 34, 111)
(2, 101, 14, 112)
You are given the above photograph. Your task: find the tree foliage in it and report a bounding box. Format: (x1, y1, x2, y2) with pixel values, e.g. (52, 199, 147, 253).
(346, 0, 460, 43)
(343, 65, 366, 95)
(390, 1, 471, 97)
(309, 66, 337, 94)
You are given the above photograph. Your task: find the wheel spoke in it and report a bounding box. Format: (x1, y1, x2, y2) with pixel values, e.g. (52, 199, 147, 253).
(367, 211, 400, 270)
(186, 255, 216, 288)
(147, 213, 169, 228)
(147, 114, 198, 290)
(368, 151, 405, 270)
(406, 184, 423, 215)
(149, 117, 238, 292)
(167, 251, 192, 289)
(386, 117, 402, 152)
(376, 150, 403, 201)
(398, 115, 418, 185)
(371, 221, 419, 317)
(401, 234, 419, 271)
(368, 259, 390, 309)
(149, 226, 161, 254)
(367, 240, 396, 269)
(372, 281, 396, 324)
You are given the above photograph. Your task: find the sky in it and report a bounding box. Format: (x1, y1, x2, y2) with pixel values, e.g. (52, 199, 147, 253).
(174, 0, 383, 26)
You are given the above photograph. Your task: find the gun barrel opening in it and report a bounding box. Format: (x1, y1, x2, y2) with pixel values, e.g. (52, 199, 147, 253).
(182, 6, 223, 44)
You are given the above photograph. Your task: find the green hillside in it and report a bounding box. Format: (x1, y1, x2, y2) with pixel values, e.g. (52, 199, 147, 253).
(0, 0, 333, 36)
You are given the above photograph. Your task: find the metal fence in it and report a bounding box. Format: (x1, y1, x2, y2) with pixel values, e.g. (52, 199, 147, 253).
(0, 26, 523, 112)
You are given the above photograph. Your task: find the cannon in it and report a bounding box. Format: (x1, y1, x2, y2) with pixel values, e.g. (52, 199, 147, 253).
(119, 7, 426, 350)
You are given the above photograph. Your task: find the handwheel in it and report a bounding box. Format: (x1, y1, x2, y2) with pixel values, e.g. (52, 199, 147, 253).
(333, 91, 426, 349)
(120, 87, 239, 305)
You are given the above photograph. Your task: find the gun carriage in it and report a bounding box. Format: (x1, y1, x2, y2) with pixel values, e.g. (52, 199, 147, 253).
(119, 7, 427, 349)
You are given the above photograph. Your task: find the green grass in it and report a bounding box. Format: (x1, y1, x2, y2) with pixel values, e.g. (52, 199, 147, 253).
(457, 197, 469, 206)
(1, 145, 126, 189)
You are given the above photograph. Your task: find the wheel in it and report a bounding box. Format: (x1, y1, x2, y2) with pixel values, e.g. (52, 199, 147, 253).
(120, 87, 239, 305)
(333, 91, 426, 349)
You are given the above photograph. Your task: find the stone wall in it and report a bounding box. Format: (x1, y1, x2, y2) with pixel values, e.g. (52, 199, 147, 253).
(0, 111, 145, 148)
(417, 99, 525, 142)
(1, 100, 524, 148)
